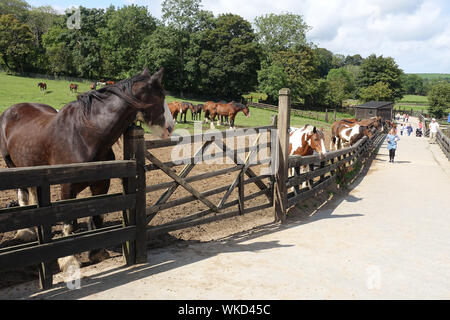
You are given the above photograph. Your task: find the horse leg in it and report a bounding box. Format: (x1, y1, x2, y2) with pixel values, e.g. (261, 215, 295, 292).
(57, 183, 84, 272)
(14, 188, 38, 242)
(87, 179, 111, 264)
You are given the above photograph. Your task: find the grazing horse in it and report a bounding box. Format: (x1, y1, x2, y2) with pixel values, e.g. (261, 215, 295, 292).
(37, 82, 47, 91)
(289, 125, 327, 190)
(106, 81, 115, 85)
(211, 101, 250, 129)
(69, 83, 78, 92)
(90, 82, 97, 90)
(203, 101, 217, 126)
(0, 68, 174, 271)
(191, 104, 203, 121)
(331, 120, 372, 150)
(168, 101, 182, 123)
(179, 102, 192, 123)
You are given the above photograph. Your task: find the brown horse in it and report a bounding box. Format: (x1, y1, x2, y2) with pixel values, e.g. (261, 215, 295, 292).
(37, 82, 47, 91)
(191, 104, 203, 121)
(168, 101, 182, 123)
(90, 82, 97, 90)
(106, 81, 115, 85)
(69, 83, 78, 92)
(330, 120, 373, 150)
(179, 102, 192, 123)
(211, 101, 250, 129)
(0, 68, 174, 270)
(202, 101, 217, 125)
(289, 125, 327, 190)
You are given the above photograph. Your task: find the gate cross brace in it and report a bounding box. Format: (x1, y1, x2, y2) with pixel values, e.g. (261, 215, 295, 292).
(144, 150, 220, 215)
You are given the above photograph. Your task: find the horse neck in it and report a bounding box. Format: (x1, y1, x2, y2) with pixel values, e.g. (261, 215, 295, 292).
(69, 95, 137, 155)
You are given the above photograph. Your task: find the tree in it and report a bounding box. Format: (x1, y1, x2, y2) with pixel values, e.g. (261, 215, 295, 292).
(157, 0, 203, 95)
(136, 26, 181, 91)
(427, 82, 450, 119)
(356, 54, 404, 101)
(257, 61, 288, 102)
(0, 0, 30, 22)
(194, 13, 260, 98)
(359, 81, 393, 102)
(254, 13, 310, 53)
(344, 54, 363, 66)
(42, 7, 106, 78)
(0, 14, 34, 72)
(314, 47, 333, 78)
(259, 46, 319, 104)
(25, 6, 60, 73)
(401, 74, 425, 95)
(326, 68, 355, 106)
(99, 5, 157, 79)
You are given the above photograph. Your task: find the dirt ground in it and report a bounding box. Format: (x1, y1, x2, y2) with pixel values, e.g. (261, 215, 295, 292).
(0, 130, 294, 288)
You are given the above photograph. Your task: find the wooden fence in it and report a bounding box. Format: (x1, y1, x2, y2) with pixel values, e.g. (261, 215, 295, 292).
(418, 114, 449, 160)
(0, 88, 386, 289)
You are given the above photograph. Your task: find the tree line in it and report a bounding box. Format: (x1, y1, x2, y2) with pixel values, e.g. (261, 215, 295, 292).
(0, 0, 449, 116)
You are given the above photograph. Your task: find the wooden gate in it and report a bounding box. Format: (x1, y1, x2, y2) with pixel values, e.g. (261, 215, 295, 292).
(135, 118, 278, 236)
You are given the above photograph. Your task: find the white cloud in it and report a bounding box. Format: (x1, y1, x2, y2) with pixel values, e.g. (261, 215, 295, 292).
(202, 0, 450, 73)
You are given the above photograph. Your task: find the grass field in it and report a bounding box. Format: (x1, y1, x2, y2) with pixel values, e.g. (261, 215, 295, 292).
(411, 73, 450, 80)
(398, 94, 429, 104)
(0, 72, 354, 133)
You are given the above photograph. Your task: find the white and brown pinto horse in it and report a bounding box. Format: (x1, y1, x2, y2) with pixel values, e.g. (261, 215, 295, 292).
(289, 125, 327, 190)
(330, 119, 373, 150)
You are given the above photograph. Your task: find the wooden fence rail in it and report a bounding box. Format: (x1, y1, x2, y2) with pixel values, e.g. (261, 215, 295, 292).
(0, 159, 140, 289)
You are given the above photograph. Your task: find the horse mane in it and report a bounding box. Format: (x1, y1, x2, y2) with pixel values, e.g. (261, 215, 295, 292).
(76, 73, 156, 115)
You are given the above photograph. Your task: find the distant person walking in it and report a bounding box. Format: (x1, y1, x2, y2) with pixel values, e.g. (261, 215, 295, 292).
(399, 123, 404, 136)
(407, 123, 413, 136)
(429, 118, 440, 144)
(386, 128, 400, 163)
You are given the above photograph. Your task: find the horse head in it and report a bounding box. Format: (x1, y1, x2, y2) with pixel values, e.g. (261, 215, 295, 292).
(132, 68, 174, 139)
(242, 105, 250, 117)
(362, 125, 374, 139)
(307, 126, 327, 159)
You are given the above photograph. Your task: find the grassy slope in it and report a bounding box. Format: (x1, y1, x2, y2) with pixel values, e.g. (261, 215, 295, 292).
(0, 73, 354, 133)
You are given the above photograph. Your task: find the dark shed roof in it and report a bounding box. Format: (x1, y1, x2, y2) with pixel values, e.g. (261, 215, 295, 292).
(356, 101, 394, 109)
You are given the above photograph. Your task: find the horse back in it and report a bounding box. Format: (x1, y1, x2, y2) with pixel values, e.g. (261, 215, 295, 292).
(0, 103, 57, 166)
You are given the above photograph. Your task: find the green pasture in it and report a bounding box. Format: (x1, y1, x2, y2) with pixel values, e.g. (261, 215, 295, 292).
(0, 72, 354, 134)
(411, 73, 450, 80)
(398, 94, 428, 104)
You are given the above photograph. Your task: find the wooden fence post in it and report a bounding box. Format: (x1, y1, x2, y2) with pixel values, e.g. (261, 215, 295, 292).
(123, 125, 147, 264)
(325, 109, 328, 122)
(273, 88, 290, 223)
(36, 184, 53, 290)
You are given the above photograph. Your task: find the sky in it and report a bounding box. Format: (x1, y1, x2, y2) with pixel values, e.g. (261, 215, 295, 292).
(27, 0, 450, 74)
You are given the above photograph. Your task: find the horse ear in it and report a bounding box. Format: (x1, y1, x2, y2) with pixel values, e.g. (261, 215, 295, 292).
(141, 68, 150, 77)
(150, 67, 164, 84)
(313, 126, 317, 134)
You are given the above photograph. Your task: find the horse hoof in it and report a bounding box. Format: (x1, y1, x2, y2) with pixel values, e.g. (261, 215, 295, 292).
(14, 228, 37, 242)
(88, 249, 110, 264)
(58, 255, 81, 272)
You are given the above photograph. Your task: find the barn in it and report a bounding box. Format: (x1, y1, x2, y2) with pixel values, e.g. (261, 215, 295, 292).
(354, 101, 394, 121)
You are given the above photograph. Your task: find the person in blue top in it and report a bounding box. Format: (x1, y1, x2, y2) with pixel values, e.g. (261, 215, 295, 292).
(386, 128, 400, 163)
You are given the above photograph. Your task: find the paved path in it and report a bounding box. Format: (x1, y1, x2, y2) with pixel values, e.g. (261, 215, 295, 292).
(1, 117, 449, 299)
